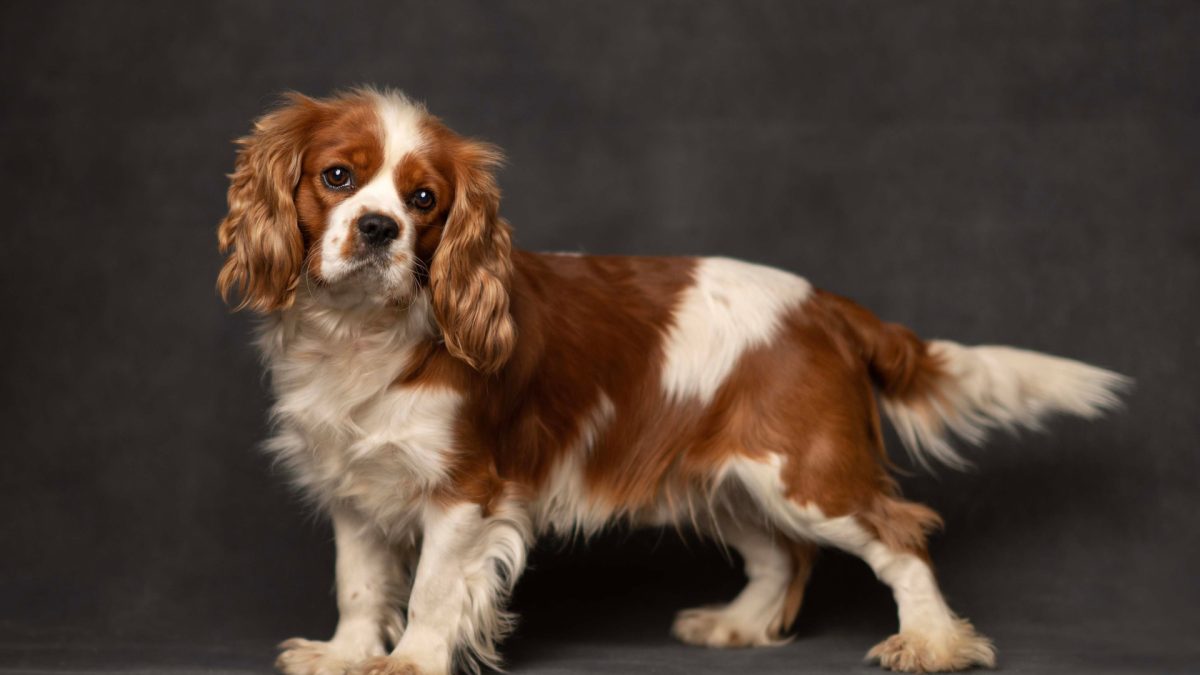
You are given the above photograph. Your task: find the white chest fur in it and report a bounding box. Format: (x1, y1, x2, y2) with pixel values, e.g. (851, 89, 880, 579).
(259, 293, 460, 535)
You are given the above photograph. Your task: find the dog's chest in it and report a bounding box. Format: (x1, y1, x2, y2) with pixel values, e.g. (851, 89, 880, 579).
(262, 315, 461, 524)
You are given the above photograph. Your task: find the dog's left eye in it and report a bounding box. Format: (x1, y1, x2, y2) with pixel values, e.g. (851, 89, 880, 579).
(409, 188, 436, 212)
(322, 167, 354, 189)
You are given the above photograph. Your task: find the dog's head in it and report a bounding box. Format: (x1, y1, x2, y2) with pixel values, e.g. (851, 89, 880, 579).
(217, 89, 515, 373)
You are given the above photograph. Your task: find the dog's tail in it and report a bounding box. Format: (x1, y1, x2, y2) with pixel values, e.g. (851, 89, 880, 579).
(820, 291, 1131, 470)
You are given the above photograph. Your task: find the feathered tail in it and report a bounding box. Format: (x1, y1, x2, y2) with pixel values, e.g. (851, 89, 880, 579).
(821, 291, 1131, 470)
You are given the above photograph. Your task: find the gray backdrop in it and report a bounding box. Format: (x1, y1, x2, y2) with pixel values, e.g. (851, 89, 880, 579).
(1, 1, 1196, 673)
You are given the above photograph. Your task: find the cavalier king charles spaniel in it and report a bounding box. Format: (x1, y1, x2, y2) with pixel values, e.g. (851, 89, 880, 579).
(217, 88, 1127, 675)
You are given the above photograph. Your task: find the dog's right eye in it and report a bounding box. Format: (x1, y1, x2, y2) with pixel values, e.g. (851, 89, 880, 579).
(322, 167, 354, 189)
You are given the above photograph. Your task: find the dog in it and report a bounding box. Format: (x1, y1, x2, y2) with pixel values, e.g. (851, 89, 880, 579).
(217, 88, 1128, 675)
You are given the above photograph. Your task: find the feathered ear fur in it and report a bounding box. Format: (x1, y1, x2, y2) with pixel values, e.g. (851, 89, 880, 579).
(429, 137, 516, 374)
(217, 94, 321, 312)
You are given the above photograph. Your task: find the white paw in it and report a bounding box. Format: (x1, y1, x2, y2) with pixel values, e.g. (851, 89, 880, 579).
(866, 619, 997, 672)
(671, 605, 786, 648)
(275, 638, 378, 675)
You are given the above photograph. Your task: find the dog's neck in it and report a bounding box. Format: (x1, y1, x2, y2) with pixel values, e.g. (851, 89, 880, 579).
(259, 278, 438, 360)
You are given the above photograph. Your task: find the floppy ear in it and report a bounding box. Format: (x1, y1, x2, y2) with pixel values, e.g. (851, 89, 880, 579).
(217, 94, 319, 312)
(429, 138, 516, 374)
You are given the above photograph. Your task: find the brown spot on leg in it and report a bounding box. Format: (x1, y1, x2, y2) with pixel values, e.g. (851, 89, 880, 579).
(779, 538, 818, 633)
(859, 493, 944, 563)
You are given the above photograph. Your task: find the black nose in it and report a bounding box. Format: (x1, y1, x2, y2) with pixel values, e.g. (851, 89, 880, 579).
(356, 213, 400, 247)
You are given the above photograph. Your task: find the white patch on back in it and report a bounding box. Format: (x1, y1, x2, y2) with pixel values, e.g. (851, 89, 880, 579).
(660, 257, 812, 404)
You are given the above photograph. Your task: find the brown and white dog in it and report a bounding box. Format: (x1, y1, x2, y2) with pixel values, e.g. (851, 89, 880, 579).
(217, 88, 1127, 675)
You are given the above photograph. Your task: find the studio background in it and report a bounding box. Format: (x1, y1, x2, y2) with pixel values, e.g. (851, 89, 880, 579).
(1, 1, 1196, 673)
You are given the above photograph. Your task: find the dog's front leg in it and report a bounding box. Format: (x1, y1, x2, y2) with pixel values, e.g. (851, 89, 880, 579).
(351, 498, 530, 675)
(277, 506, 409, 675)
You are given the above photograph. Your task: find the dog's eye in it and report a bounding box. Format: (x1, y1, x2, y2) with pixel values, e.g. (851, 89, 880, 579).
(322, 167, 354, 189)
(410, 188, 436, 212)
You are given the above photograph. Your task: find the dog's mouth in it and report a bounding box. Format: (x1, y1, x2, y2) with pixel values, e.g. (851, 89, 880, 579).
(353, 250, 391, 272)
(335, 247, 397, 277)
(340, 250, 417, 296)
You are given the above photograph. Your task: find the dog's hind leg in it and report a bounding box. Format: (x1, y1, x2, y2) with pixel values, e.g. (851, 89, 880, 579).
(729, 456, 996, 672)
(854, 496, 996, 672)
(672, 513, 818, 648)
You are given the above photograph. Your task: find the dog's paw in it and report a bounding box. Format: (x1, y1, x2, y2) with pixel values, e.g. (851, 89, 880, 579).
(671, 605, 787, 648)
(348, 655, 439, 675)
(275, 638, 353, 675)
(275, 638, 375, 675)
(866, 619, 996, 672)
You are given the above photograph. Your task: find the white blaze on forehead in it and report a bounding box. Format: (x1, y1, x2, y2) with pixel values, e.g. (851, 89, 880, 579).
(319, 91, 427, 281)
(660, 257, 812, 404)
(372, 90, 428, 170)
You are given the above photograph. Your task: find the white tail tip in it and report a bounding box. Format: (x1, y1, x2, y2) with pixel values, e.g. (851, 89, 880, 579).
(884, 341, 1131, 471)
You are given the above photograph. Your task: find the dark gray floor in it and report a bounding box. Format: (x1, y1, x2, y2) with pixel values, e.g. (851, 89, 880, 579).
(3, 539, 1197, 674)
(4, 612, 1196, 674)
(4, 631, 1194, 675)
